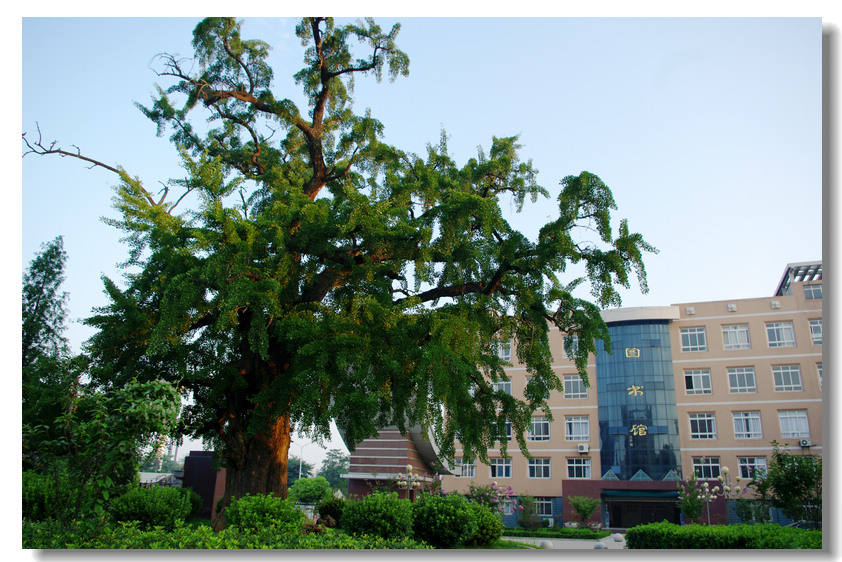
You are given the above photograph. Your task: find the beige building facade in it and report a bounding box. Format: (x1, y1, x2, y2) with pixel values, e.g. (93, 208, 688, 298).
(344, 262, 822, 528)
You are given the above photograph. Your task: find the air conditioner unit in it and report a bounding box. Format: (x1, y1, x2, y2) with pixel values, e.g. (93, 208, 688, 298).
(577, 443, 589, 453)
(771, 300, 781, 309)
(727, 303, 737, 312)
(799, 439, 811, 448)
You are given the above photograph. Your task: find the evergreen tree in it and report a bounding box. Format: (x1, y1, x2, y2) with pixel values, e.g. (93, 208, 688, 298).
(24, 18, 656, 522)
(318, 449, 350, 494)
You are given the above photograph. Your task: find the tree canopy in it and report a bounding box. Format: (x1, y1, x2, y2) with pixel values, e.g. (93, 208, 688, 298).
(23, 17, 656, 514)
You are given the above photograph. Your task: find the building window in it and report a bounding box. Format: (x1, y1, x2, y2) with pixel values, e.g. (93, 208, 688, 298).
(535, 497, 553, 518)
(737, 457, 767, 480)
(497, 339, 512, 362)
(566, 457, 591, 479)
(733, 411, 762, 439)
(766, 321, 796, 347)
(693, 457, 721, 479)
(492, 380, 512, 395)
(778, 410, 810, 438)
(563, 375, 588, 399)
(773, 365, 803, 392)
(562, 335, 580, 359)
(728, 367, 757, 393)
(681, 327, 707, 352)
(565, 416, 589, 441)
(527, 417, 550, 441)
(490, 458, 512, 478)
(455, 458, 475, 478)
(804, 284, 822, 300)
(501, 499, 516, 516)
(684, 369, 712, 395)
(689, 413, 717, 439)
(809, 319, 822, 345)
(722, 324, 751, 350)
(817, 363, 822, 389)
(528, 458, 551, 478)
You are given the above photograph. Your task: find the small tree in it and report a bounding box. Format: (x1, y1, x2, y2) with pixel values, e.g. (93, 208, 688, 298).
(761, 441, 822, 527)
(289, 476, 332, 503)
(517, 495, 541, 529)
(676, 472, 706, 524)
(317, 449, 350, 495)
(568, 495, 601, 525)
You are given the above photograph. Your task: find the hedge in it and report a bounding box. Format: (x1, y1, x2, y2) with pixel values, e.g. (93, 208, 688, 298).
(624, 522, 821, 549)
(502, 527, 610, 540)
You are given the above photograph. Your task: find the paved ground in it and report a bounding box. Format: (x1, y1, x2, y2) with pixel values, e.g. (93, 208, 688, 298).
(502, 534, 627, 550)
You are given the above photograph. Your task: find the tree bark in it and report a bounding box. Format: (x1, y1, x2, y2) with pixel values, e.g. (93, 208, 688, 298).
(212, 413, 291, 530)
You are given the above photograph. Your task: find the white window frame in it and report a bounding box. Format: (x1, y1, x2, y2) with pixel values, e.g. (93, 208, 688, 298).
(728, 367, 757, 393)
(565, 415, 589, 441)
(737, 457, 767, 480)
(566, 457, 591, 479)
(778, 410, 810, 438)
(804, 284, 822, 300)
(809, 319, 822, 345)
(766, 321, 796, 348)
(492, 380, 512, 395)
(527, 458, 551, 479)
(681, 327, 707, 352)
(689, 413, 717, 439)
(773, 365, 803, 392)
(693, 457, 721, 479)
(527, 417, 550, 441)
(535, 496, 553, 518)
(497, 339, 512, 362)
(722, 324, 751, 350)
(817, 362, 822, 389)
(684, 369, 712, 395)
(489, 458, 512, 478)
(562, 335, 580, 359)
(563, 375, 588, 399)
(455, 458, 475, 478)
(732, 411, 763, 439)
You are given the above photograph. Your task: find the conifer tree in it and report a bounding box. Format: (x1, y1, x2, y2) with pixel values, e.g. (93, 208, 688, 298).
(23, 17, 656, 523)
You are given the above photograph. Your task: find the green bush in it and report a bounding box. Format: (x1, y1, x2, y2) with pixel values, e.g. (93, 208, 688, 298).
(411, 493, 476, 548)
(465, 502, 504, 547)
(502, 527, 610, 539)
(289, 476, 332, 503)
(316, 496, 346, 522)
(624, 521, 821, 549)
(22, 470, 58, 522)
(23, 519, 433, 549)
(109, 485, 199, 530)
(225, 494, 305, 532)
(341, 492, 413, 539)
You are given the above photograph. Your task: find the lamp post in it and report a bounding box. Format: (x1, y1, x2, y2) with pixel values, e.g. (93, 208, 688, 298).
(702, 466, 741, 524)
(292, 440, 314, 482)
(396, 464, 421, 501)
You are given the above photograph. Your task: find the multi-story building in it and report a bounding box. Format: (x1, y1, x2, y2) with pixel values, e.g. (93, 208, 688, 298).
(342, 262, 822, 529)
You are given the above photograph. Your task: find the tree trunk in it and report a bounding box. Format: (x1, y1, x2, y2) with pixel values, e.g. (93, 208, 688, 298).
(212, 413, 291, 530)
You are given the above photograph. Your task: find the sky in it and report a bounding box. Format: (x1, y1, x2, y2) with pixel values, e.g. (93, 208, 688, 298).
(16, 13, 834, 470)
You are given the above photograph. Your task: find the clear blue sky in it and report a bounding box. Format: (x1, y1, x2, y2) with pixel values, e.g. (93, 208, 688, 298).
(18, 16, 831, 467)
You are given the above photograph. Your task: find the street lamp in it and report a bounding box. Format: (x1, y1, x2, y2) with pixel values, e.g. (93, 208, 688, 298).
(292, 440, 314, 481)
(396, 464, 422, 501)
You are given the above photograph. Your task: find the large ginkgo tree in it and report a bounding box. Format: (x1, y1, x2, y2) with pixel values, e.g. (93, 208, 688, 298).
(24, 17, 656, 524)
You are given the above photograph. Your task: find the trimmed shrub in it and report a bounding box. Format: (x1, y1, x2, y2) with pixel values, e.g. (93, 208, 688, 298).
(411, 493, 477, 548)
(465, 502, 504, 547)
(316, 496, 346, 523)
(289, 476, 332, 503)
(624, 521, 821, 549)
(341, 492, 413, 540)
(503, 527, 610, 539)
(109, 485, 198, 530)
(225, 493, 305, 532)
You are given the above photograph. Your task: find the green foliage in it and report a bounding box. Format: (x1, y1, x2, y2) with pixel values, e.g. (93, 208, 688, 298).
(23, 379, 181, 527)
(22, 519, 433, 549)
(34, 16, 656, 502)
(464, 482, 519, 514)
(22, 470, 59, 522)
(734, 498, 771, 524)
(341, 492, 413, 539)
(567, 495, 601, 524)
(109, 485, 201, 530)
(225, 494, 305, 532)
(317, 449, 350, 494)
(289, 476, 332, 503)
(465, 502, 504, 547)
(502, 527, 610, 539)
(624, 521, 821, 549)
(760, 441, 822, 527)
(411, 493, 477, 548)
(517, 495, 541, 529)
(676, 472, 707, 524)
(288, 455, 315, 487)
(316, 496, 346, 522)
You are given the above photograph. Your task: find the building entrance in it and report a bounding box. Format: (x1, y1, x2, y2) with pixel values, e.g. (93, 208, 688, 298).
(605, 499, 681, 528)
